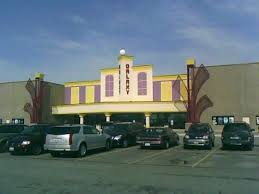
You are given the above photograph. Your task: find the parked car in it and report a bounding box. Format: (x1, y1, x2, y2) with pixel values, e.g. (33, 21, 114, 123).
(102, 122, 144, 148)
(137, 127, 179, 149)
(0, 124, 28, 152)
(183, 123, 215, 149)
(44, 125, 111, 157)
(221, 122, 255, 150)
(8, 124, 51, 155)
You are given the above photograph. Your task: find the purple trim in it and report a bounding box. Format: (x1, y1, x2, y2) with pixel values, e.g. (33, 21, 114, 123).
(105, 75, 114, 97)
(153, 81, 161, 101)
(79, 86, 86, 104)
(64, 87, 71, 104)
(172, 80, 180, 101)
(95, 85, 101, 102)
(138, 72, 147, 95)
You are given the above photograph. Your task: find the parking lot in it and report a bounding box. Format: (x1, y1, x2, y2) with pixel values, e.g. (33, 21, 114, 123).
(1, 136, 259, 194)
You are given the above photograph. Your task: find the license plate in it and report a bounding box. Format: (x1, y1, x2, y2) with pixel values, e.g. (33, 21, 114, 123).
(9, 147, 14, 151)
(50, 139, 61, 143)
(144, 143, 151, 146)
(193, 141, 199, 144)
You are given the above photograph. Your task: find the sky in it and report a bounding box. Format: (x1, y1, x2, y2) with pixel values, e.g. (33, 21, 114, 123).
(0, 0, 258, 83)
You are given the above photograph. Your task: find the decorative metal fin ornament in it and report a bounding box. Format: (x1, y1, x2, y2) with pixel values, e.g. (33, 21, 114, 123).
(172, 75, 188, 110)
(195, 95, 213, 122)
(187, 64, 213, 123)
(24, 77, 44, 123)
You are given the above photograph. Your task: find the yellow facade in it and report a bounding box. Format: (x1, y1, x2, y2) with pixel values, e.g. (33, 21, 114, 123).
(65, 80, 100, 87)
(71, 87, 79, 104)
(86, 86, 94, 104)
(153, 74, 187, 81)
(161, 81, 172, 101)
(180, 80, 188, 101)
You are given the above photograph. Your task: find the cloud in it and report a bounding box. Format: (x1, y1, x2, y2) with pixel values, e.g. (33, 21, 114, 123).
(206, 0, 259, 17)
(68, 15, 86, 24)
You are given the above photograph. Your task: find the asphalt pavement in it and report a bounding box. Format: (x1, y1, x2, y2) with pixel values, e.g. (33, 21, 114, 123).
(0, 137, 259, 194)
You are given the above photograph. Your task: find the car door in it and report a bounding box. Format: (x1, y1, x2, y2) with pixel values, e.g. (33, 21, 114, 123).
(90, 126, 106, 148)
(209, 125, 215, 143)
(168, 129, 176, 144)
(83, 126, 97, 150)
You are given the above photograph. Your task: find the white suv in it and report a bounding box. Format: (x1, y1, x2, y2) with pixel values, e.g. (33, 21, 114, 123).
(44, 125, 111, 157)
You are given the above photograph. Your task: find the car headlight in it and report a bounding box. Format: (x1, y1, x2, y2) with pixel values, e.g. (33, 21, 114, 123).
(21, 141, 31, 145)
(114, 135, 122, 140)
(185, 135, 189, 139)
(203, 135, 209, 139)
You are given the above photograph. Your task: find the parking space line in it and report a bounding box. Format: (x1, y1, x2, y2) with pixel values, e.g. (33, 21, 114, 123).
(191, 147, 220, 168)
(127, 146, 182, 165)
(78, 146, 138, 161)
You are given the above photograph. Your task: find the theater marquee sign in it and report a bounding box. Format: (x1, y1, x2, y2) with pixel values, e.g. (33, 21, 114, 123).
(126, 64, 130, 94)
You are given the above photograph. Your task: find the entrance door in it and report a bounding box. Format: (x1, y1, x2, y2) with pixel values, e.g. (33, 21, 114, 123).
(242, 117, 250, 124)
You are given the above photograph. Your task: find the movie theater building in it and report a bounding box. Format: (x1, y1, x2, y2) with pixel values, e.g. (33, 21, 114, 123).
(52, 50, 187, 128)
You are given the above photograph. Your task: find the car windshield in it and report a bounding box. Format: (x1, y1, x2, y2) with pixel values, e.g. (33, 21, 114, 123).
(103, 125, 128, 134)
(0, 125, 24, 133)
(47, 126, 80, 135)
(188, 124, 209, 133)
(223, 123, 249, 132)
(21, 126, 40, 134)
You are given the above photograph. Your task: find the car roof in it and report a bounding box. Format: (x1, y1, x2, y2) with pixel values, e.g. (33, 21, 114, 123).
(147, 127, 169, 129)
(52, 124, 89, 127)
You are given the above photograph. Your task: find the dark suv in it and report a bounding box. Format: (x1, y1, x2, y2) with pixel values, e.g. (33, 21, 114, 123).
(221, 122, 255, 150)
(184, 123, 215, 149)
(0, 124, 27, 152)
(8, 124, 51, 155)
(102, 122, 144, 148)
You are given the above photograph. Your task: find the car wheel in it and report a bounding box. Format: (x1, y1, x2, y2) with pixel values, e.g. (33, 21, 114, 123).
(32, 144, 43, 155)
(78, 143, 87, 157)
(184, 144, 188, 149)
(222, 144, 227, 150)
(122, 139, 128, 148)
(140, 145, 145, 149)
(247, 144, 254, 151)
(206, 141, 212, 150)
(164, 140, 170, 149)
(105, 140, 111, 151)
(0, 141, 7, 153)
(212, 141, 215, 147)
(50, 151, 60, 157)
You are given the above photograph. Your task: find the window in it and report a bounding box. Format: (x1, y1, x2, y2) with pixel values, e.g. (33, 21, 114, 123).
(138, 72, 147, 95)
(12, 118, 24, 124)
(105, 75, 114, 97)
(83, 126, 92, 134)
(256, 116, 259, 125)
(212, 116, 234, 125)
(83, 126, 99, 134)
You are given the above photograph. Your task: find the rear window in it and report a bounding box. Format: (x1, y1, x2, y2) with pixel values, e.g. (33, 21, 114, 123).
(188, 124, 209, 133)
(223, 123, 250, 132)
(0, 125, 24, 133)
(47, 127, 80, 135)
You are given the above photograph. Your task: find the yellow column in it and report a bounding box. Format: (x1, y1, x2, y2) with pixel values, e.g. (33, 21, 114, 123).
(79, 114, 85, 124)
(105, 113, 112, 122)
(144, 112, 151, 128)
(71, 87, 79, 104)
(161, 81, 172, 101)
